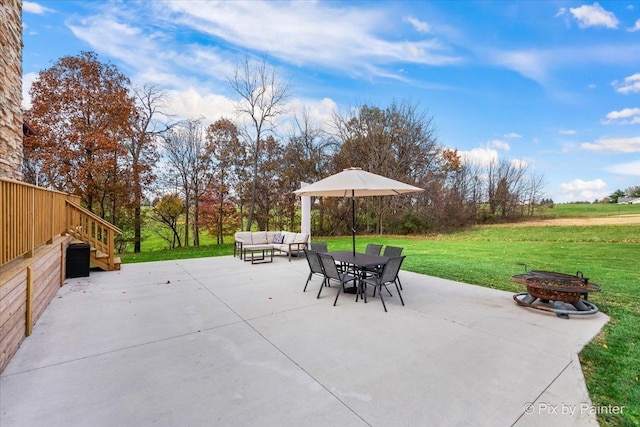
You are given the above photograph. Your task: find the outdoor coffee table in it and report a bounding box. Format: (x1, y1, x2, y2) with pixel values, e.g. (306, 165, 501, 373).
(243, 245, 274, 264)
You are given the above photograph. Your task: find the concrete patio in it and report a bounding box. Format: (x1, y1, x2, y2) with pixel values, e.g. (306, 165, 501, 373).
(0, 254, 608, 426)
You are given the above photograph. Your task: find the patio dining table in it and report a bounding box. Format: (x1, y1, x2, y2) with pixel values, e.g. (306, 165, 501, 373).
(324, 251, 390, 295)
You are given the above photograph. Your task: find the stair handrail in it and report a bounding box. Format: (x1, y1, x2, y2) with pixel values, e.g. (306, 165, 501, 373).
(65, 200, 121, 269)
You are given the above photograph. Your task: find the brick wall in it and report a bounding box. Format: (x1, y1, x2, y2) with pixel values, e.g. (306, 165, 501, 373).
(0, 0, 23, 180)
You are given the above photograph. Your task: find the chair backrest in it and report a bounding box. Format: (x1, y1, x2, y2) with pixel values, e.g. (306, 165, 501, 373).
(310, 241, 328, 253)
(318, 253, 341, 280)
(380, 256, 405, 284)
(304, 249, 323, 274)
(383, 245, 403, 257)
(365, 243, 383, 255)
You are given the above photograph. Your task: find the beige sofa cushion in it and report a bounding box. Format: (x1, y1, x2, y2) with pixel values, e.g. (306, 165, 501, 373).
(266, 231, 281, 243)
(293, 233, 308, 244)
(282, 231, 297, 244)
(252, 231, 268, 244)
(235, 232, 253, 245)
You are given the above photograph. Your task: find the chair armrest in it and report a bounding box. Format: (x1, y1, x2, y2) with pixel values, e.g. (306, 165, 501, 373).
(288, 242, 307, 252)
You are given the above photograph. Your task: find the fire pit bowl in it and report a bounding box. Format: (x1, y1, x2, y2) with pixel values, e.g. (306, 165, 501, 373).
(510, 270, 601, 319)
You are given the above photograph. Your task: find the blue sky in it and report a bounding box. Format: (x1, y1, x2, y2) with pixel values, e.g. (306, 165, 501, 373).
(21, 1, 640, 203)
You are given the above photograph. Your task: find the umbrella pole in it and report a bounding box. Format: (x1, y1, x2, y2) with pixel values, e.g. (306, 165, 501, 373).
(352, 190, 356, 256)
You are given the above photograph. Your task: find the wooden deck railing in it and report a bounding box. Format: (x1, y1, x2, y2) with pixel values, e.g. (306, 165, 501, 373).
(0, 178, 122, 269)
(65, 200, 121, 269)
(0, 178, 81, 267)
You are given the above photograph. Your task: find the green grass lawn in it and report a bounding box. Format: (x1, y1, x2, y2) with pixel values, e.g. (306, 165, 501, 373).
(539, 202, 639, 218)
(120, 205, 639, 425)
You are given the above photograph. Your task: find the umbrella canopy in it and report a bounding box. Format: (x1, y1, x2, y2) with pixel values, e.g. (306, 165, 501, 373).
(293, 167, 424, 198)
(294, 168, 424, 255)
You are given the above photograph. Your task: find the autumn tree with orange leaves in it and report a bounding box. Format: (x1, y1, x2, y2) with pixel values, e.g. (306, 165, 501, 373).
(205, 118, 245, 243)
(24, 51, 135, 221)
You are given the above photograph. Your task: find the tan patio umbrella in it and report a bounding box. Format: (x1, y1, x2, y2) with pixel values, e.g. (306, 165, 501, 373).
(293, 167, 424, 256)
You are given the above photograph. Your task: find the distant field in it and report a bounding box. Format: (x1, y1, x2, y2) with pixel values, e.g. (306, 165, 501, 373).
(537, 202, 639, 218)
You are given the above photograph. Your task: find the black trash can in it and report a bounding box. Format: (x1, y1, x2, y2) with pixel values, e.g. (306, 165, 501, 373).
(66, 243, 90, 278)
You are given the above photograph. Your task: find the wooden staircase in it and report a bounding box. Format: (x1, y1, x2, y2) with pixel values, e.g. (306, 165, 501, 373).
(65, 201, 121, 271)
(91, 247, 121, 271)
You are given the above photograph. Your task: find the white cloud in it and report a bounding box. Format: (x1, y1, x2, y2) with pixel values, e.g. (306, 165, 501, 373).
(165, 87, 235, 123)
(605, 160, 640, 176)
(490, 49, 549, 84)
(66, 1, 461, 94)
(554, 7, 573, 28)
(504, 132, 522, 139)
(23, 1, 54, 14)
(561, 179, 606, 191)
(405, 16, 431, 33)
(510, 158, 528, 170)
(21, 72, 39, 109)
(581, 136, 640, 152)
(615, 73, 640, 94)
(602, 107, 640, 125)
(67, 12, 235, 93)
(588, 83, 596, 89)
(560, 178, 608, 202)
(485, 44, 640, 87)
(628, 19, 640, 32)
(569, 3, 619, 29)
(459, 147, 499, 168)
(285, 97, 338, 134)
(489, 139, 510, 150)
(559, 129, 577, 135)
(164, 1, 461, 76)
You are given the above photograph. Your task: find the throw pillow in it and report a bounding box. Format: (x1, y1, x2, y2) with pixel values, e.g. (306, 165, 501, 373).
(272, 234, 284, 244)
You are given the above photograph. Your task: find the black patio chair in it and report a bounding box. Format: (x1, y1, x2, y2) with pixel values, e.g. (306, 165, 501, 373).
(361, 256, 406, 312)
(310, 241, 328, 253)
(382, 246, 404, 289)
(317, 253, 357, 304)
(382, 246, 403, 257)
(365, 243, 383, 255)
(303, 249, 325, 292)
(361, 243, 384, 279)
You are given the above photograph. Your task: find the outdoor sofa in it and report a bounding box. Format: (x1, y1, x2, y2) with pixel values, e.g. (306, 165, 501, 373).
(234, 231, 309, 262)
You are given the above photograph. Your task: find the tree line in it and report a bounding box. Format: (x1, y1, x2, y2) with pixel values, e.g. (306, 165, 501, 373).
(607, 186, 640, 203)
(23, 51, 546, 253)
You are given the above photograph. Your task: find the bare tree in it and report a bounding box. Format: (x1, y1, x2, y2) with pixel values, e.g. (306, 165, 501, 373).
(125, 83, 173, 252)
(228, 55, 291, 231)
(162, 119, 214, 246)
(332, 101, 438, 234)
(282, 109, 337, 232)
(525, 172, 546, 216)
(487, 159, 527, 219)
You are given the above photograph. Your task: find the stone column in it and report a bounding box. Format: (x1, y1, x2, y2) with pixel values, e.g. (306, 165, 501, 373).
(0, 0, 24, 180)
